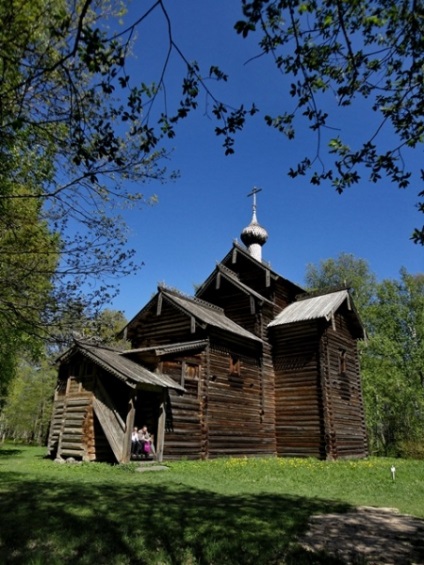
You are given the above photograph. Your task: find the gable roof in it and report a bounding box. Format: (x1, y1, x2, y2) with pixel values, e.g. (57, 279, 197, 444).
(222, 242, 305, 294)
(196, 263, 275, 306)
(60, 341, 185, 391)
(268, 290, 363, 336)
(161, 287, 262, 343)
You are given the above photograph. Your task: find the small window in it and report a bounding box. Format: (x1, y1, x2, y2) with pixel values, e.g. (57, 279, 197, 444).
(182, 362, 200, 396)
(229, 355, 241, 376)
(339, 349, 347, 375)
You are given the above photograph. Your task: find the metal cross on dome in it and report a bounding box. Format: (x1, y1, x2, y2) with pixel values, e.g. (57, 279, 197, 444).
(247, 186, 262, 217)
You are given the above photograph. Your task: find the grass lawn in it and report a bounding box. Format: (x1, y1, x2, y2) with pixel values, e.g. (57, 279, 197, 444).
(0, 444, 423, 564)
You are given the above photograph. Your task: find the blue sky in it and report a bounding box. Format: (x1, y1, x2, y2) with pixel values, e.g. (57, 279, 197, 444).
(106, 1, 423, 319)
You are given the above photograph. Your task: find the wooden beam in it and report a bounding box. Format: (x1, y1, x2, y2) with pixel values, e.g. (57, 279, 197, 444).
(156, 389, 167, 463)
(121, 390, 137, 463)
(265, 269, 271, 287)
(156, 293, 163, 316)
(250, 295, 256, 315)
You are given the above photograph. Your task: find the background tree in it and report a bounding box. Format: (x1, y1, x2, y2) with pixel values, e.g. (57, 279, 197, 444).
(0, 356, 57, 445)
(0, 150, 59, 407)
(361, 270, 424, 456)
(52, 308, 129, 351)
(0, 0, 251, 398)
(235, 0, 424, 243)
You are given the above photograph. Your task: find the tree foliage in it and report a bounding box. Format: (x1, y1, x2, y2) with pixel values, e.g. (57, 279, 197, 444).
(361, 270, 424, 456)
(235, 0, 424, 243)
(0, 0, 218, 390)
(304, 254, 424, 456)
(51, 307, 129, 352)
(1, 0, 160, 328)
(0, 356, 57, 444)
(0, 0, 254, 355)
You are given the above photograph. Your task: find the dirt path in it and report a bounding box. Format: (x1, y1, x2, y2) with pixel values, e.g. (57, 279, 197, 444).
(298, 506, 424, 564)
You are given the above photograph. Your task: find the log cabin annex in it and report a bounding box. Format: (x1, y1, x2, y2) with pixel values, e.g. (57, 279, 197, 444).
(48, 190, 368, 463)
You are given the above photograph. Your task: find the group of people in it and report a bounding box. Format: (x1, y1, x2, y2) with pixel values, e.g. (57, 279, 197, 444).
(131, 426, 155, 459)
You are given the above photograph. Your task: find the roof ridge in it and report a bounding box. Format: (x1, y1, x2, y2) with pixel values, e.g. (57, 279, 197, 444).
(295, 286, 350, 301)
(217, 262, 275, 304)
(217, 263, 240, 279)
(159, 284, 225, 314)
(74, 338, 125, 353)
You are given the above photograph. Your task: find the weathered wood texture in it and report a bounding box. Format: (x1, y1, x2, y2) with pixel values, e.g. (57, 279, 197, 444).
(57, 393, 93, 460)
(161, 356, 203, 460)
(271, 313, 368, 460)
(224, 247, 272, 295)
(47, 399, 65, 455)
(200, 278, 258, 335)
(129, 299, 206, 348)
(48, 355, 134, 463)
(197, 275, 280, 452)
(205, 344, 275, 458)
(271, 321, 325, 458)
(320, 312, 368, 459)
(158, 342, 276, 460)
(220, 246, 302, 310)
(92, 381, 125, 462)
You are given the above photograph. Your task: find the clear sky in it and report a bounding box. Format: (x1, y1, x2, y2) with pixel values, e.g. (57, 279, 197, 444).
(106, 1, 423, 320)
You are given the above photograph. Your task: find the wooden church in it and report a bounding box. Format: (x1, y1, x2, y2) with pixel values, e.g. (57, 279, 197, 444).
(48, 191, 368, 463)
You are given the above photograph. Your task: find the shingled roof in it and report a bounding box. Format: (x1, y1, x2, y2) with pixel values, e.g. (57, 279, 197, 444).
(160, 287, 262, 343)
(269, 290, 363, 336)
(61, 341, 185, 392)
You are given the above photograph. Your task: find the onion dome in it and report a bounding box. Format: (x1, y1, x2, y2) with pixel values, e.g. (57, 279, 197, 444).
(240, 188, 268, 262)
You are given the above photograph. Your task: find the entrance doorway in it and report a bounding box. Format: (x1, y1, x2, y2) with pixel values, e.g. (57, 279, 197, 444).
(133, 390, 161, 453)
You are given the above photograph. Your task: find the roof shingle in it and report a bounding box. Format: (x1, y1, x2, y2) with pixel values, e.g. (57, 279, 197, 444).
(269, 290, 352, 327)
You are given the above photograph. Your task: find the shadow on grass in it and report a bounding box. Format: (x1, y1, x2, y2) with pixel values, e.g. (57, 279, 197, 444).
(0, 448, 23, 457)
(0, 470, 350, 565)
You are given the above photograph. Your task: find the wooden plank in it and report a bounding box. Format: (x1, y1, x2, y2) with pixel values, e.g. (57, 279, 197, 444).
(121, 390, 136, 464)
(92, 396, 124, 463)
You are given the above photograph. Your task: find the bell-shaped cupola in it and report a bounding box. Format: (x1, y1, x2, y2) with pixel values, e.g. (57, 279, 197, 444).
(240, 187, 268, 262)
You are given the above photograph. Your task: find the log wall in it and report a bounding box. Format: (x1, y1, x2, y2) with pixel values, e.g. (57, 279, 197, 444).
(271, 321, 325, 458)
(206, 344, 275, 457)
(200, 278, 258, 335)
(48, 356, 132, 463)
(57, 393, 93, 460)
(223, 250, 270, 295)
(130, 300, 204, 348)
(320, 313, 368, 459)
(161, 355, 203, 460)
(197, 275, 278, 455)
(159, 340, 275, 460)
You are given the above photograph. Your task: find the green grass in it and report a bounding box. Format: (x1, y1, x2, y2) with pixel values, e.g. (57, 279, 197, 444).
(0, 444, 423, 564)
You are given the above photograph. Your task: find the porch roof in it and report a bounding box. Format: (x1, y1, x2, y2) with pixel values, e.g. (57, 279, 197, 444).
(64, 341, 185, 392)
